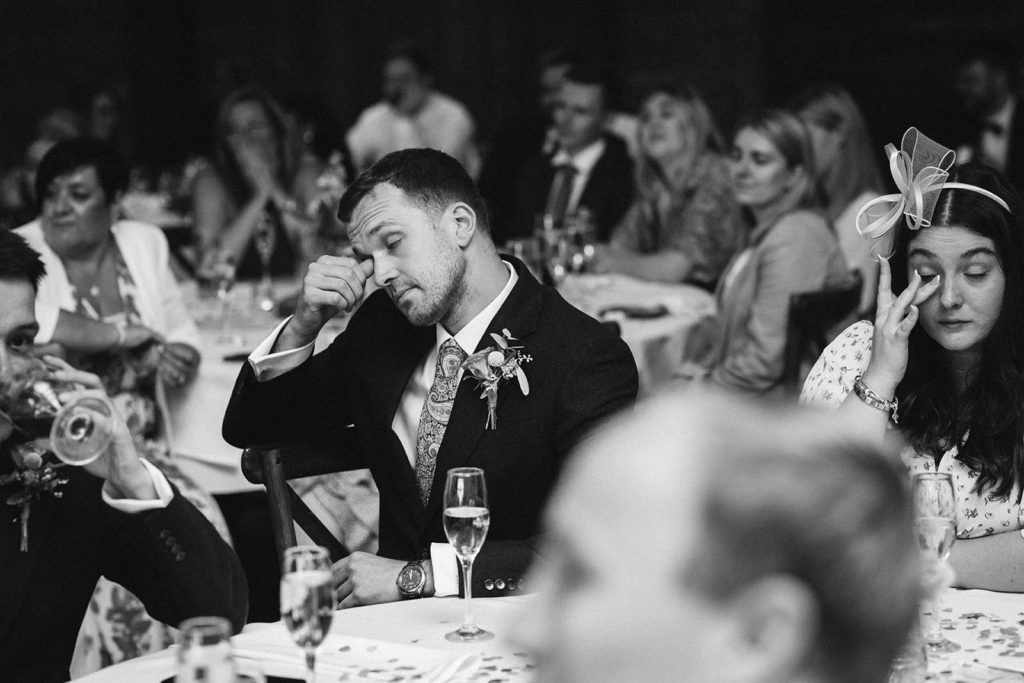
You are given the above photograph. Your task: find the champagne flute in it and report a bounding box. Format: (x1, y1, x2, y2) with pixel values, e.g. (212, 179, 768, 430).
(912, 472, 958, 652)
(254, 210, 277, 313)
(443, 467, 493, 642)
(213, 256, 239, 345)
(280, 545, 334, 683)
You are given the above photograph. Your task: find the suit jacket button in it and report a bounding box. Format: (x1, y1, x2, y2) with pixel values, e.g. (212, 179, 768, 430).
(495, 579, 506, 590)
(507, 579, 517, 591)
(175, 552, 186, 561)
(171, 545, 183, 554)
(483, 579, 494, 591)
(158, 529, 170, 539)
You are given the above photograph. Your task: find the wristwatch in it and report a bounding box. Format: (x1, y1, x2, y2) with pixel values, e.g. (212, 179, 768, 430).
(396, 560, 426, 599)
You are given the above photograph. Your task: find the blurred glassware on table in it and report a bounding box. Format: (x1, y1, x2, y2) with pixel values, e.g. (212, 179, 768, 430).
(253, 209, 277, 312)
(501, 236, 543, 281)
(176, 616, 235, 683)
(912, 472, 959, 653)
(887, 624, 927, 683)
(565, 207, 597, 273)
(280, 545, 334, 683)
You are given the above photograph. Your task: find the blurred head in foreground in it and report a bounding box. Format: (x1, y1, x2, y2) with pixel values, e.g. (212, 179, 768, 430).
(515, 391, 920, 683)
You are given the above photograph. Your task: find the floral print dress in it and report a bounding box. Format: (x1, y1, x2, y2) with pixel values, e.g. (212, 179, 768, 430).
(800, 320, 1024, 538)
(68, 245, 232, 677)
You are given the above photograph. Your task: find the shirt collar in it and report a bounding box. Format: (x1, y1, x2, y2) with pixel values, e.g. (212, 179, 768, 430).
(436, 260, 518, 354)
(989, 96, 1015, 131)
(551, 137, 606, 175)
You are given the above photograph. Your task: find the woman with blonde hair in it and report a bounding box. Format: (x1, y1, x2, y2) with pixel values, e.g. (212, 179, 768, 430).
(792, 83, 883, 312)
(591, 80, 744, 289)
(680, 109, 848, 394)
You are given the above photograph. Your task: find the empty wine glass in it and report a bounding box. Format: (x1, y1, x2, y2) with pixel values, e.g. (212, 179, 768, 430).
(213, 256, 240, 345)
(912, 472, 958, 652)
(443, 467, 493, 642)
(254, 210, 277, 312)
(281, 545, 334, 683)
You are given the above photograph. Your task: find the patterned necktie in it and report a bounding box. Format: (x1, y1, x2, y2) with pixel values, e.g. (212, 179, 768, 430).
(415, 338, 467, 506)
(545, 162, 577, 227)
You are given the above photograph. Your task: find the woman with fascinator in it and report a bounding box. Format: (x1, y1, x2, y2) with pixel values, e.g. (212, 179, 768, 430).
(802, 128, 1024, 591)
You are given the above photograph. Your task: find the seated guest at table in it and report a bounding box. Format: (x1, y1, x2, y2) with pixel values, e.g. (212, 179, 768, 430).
(346, 42, 479, 178)
(192, 86, 324, 280)
(0, 229, 247, 683)
(223, 148, 638, 606)
(680, 109, 848, 395)
(792, 83, 884, 314)
(15, 138, 237, 670)
(802, 127, 1024, 592)
(514, 390, 920, 683)
(499, 62, 634, 244)
(590, 80, 744, 290)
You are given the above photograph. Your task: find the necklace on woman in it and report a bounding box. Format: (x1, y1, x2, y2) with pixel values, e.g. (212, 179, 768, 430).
(70, 237, 113, 304)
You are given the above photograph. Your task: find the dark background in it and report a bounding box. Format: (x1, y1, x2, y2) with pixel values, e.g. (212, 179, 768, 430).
(2, 0, 1023, 171)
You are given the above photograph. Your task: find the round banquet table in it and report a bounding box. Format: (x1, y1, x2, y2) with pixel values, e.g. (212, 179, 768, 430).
(71, 595, 535, 682)
(557, 273, 716, 396)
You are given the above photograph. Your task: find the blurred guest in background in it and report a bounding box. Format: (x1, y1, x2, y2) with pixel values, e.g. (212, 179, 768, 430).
(192, 86, 324, 280)
(14, 138, 237, 670)
(502, 63, 634, 244)
(803, 139, 1024, 591)
(479, 48, 575, 237)
(74, 83, 138, 171)
(591, 80, 744, 290)
(0, 229, 247, 683)
(514, 391, 920, 683)
(793, 83, 883, 314)
(346, 42, 479, 178)
(954, 46, 1024, 196)
(680, 109, 848, 395)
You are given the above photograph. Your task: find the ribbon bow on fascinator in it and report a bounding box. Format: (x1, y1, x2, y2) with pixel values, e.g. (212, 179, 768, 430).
(855, 127, 1011, 259)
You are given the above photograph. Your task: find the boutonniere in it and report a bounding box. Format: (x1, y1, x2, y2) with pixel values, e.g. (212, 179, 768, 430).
(461, 328, 532, 430)
(0, 417, 67, 552)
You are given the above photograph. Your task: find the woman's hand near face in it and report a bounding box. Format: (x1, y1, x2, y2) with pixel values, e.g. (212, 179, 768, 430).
(122, 324, 163, 351)
(234, 140, 278, 199)
(862, 257, 942, 397)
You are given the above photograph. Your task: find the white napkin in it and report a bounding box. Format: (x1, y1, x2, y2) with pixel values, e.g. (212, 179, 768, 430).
(232, 625, 480, 682)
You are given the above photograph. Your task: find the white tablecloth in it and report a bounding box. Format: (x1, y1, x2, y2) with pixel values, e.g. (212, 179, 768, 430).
(928, 588, 1024, 681)
(72, 596, 535, 682)
(558, 273, 716, 395)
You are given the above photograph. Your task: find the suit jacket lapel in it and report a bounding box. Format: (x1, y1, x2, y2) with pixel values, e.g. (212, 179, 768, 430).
(423, 258, 544, 515)
(0, 489, 56, 644)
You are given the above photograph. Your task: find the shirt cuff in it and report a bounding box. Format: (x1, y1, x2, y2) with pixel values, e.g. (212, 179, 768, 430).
(102, 458, 174, 513)
(430, 542, 460, 597)
(247, 316, 315, 381)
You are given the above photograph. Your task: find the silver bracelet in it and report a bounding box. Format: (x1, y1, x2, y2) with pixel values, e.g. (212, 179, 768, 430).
(853, 375, 899, 424)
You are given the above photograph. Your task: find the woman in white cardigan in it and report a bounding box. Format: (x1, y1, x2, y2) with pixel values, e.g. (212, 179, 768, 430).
(16, 138, 229, 675)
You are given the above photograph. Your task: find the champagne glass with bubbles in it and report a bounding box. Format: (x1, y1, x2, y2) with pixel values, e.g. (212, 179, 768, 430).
(280, 545, 334, 683)
(443, 467, 493, 642)
(912, 472, 958, 652)
(254, 209, 277, 312)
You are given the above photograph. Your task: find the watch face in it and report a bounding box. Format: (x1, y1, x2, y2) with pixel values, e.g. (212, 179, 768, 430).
(398, 564, 425, 592)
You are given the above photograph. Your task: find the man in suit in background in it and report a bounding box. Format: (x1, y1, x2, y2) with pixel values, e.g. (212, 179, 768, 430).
(954, 46, 1024, 196)
(497, 63, 635, 244)
(223, 148, 637, 607)
(0, 230, 247, 683)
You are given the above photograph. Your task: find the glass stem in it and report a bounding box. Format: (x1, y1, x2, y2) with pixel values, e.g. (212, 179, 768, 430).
(305, 647, 316, 683)
(461, 558, 476, 632)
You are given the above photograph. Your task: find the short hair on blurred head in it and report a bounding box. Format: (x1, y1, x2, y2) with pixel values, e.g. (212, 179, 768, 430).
(384, 41, 434, 78)
(561, 62, 615, 112)
(0, 230, 46, 292)
(34, 138, 128, 213)
(336, 148, 490, 234)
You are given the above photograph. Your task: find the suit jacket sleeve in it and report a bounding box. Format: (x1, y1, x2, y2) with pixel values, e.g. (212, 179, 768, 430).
(100, 486, 249, 633)
(468, 328, 638, 596)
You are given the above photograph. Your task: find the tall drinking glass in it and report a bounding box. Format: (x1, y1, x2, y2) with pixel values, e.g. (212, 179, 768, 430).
(443, 467, 493, 642)
(254, 210, 276, 312)
(912, 472, 957, 652)
(176, 616, 235, 683)
(280, 545, 334, 682)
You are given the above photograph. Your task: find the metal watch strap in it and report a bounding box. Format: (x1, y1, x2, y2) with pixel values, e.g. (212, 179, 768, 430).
(853, 375, 899, 424)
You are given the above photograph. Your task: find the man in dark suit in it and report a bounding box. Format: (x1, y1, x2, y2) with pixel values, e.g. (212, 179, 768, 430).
(496, 63, 635, 244)
(223, 148, 637, 607)
(954, 47, 1024, 197)
(0, 230, 247, 683)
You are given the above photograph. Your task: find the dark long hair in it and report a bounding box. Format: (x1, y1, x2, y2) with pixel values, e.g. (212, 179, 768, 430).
(891, 163, 1024, 500)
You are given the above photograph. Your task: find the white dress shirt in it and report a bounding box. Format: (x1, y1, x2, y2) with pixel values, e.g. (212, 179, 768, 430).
(247, 261, 518, 595)
(980, 96, 1015, 172)
(102, 458, 175, 512)
(550, 137, 606, 215)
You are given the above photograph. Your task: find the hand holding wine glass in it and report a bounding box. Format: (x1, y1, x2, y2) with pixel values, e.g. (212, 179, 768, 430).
(443, 467, 493, 642)
(281, 545, 334, 683)
(912, 472, 958, 652)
